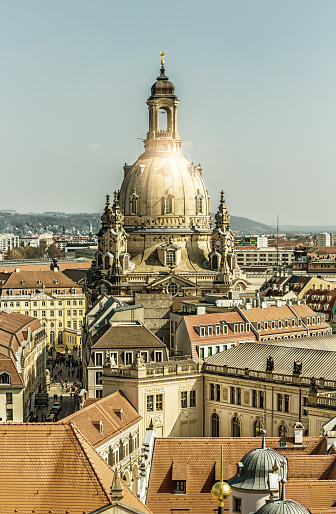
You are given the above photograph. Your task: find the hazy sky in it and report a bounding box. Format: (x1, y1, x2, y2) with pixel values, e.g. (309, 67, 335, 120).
(1, 1, 335, 225)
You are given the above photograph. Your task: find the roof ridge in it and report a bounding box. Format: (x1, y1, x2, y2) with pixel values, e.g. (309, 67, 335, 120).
(67, 422, 111, 503)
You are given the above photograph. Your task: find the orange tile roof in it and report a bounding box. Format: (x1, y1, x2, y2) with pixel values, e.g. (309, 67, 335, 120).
(0, 423, 151, 514)
(146, 437, 324, 514)
(286, 481, 336, 510)
(0, 269, 83, 293)
(0, 261, 91, 273)
(0, 311, 42, 359)
(61, 391, 141, 448)
(287, 454, 336, 480)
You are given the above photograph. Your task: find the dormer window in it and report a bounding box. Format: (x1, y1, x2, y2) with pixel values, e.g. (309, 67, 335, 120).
(200, 326, 205, 337)
(234, 324, 238, 333)
(208, 326, 213, 336)
(271, 321, 275, 329)
(37, 280, 42, 285)
(240, 323, 244, 332)
(246, 323, 250, 332)
(70, 288, 76, 294)
(54, 280, 59, 284)
(278, 320, 282, 328)
(222, 325, 228, 335)
(0, 372, 10, 384)
(264, 322, 268, 330)
(21, 281, 25, 285)
(215, 325, 220, 335)
(8, 289, 13, 296)
(165, 249, 176, 266)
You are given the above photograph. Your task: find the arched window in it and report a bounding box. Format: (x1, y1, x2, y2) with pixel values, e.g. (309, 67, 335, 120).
(165, 250, 176, 267)
(50, 331, 55, 344)
(211, 254, 218, 270)
(232, 416, 241, 437)
(164, 195, 173, 214)
(254, 420, 263, 437)
(130, 195, 138, 215)
(167, 283, 178, 296)
(278, 424, 288, 438)
(104, 255, 110, 269)
(0, 372, 10, 384)
(58, 331, 63, 344)
(123, 254, 130, 271)
(97, 253, 103, 267)
(196, 196, 203, 214)
(211, 413, 219, 437)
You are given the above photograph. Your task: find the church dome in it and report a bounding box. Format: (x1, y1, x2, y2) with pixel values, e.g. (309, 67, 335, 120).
(228, 433, 287, 491)
(119, 64, 212, 231)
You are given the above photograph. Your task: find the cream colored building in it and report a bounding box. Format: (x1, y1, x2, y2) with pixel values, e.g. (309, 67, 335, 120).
(0, 266, 86, 353)
(103, 357, 203, 441)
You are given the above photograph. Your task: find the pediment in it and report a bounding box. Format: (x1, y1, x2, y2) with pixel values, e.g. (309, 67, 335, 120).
(31, 291, 55, 300)
(146, 274, 196, 290)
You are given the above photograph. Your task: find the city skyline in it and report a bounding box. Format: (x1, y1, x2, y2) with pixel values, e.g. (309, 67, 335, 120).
(1, 1, 336, 225)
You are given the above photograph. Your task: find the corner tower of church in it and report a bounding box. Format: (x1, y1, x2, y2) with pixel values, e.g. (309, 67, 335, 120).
(88, 56, 247, 318)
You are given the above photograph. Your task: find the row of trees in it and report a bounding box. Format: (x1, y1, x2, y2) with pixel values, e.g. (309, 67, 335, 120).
(4, 243, 65, 261)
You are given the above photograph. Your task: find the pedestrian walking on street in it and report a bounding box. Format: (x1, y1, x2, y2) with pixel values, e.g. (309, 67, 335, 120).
(60, 395, 63, 403)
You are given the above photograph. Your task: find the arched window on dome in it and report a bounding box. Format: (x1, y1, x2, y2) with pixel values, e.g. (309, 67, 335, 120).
(97, 253, 103, 267)
(163, 194, 173, 215)
(232, 416, 241, 437)
(278, 424, 288, 438)
(121, 254, 130, 271)
(104, 255, 110, 270)
(130, 193, 139, 215)
(211, 413, 219, 437)
(254, 420, 263, 437)
(196, 193, 203, 214)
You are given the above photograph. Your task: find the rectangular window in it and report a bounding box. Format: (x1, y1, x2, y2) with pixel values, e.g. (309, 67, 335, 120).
(67, 300, 71, 306)
(140, 351, 148, 362)
(95, 389, 103, 399)
(73, 321, 77, 330)
(208, 326, 213, 336)
(175, 481, 186, 494)
(73, 300, 77, 306)
(79, 320, 83, 328)
(215, 325, 220, 335)
(73, 310, 77, 316)
(237, 387, 241, 405)
(284, 394, 289, 413)
(58, 301, 62, 306)
(156, 394, 163, 411)
(208, 347, 212, 357)
(33, 301, 37, 307)
(199, 347, 204, 358)
(216, 384, 220, 402)
(6, 409, 13, 421)
(234, 324, 238, 333)
(155, 351, 163, 362)
(240, 323, 244, 332)
(79, 310, 83, 316)
(79, 300, 83, 306)
(42, 301, 46, 307)
(147, 395, 154, 412)
(58, 310, 62, 316)
(95, 353, 103, 366)
(95, 371, 103, 385)
(25, 311, 29, 316)
(50, 310, 54, 317)
(190, 390, 196, 407)
(277, 394, 283, 412)
(230, 386, 235, 404)
(6, 392, 12, 404)
(210, 383, 215, 401)
(252, 390, 257, 408)
(223, 325, 228, 335)
(125, 351, 133, 365)
(231, 387, 241, 405)
(25, 301, 29, 307)
(181, 391, 188, 408)
(41, 310, 46, 317)
(200, 327, 205, 337)
(215, 345, 220, 353)
(67, 310, 71, 316)
(33, 311, 37, 317)
(67, 321, 71, 328)
(234, 497, 242, 512)
(259, 390, 265, 409)
(50, 301, 54, 307)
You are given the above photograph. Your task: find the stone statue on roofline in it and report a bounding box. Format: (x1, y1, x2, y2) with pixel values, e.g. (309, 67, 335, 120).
(104, 350, 117, 368)
(293, 360, 302, 376)
(310, 376, 318, 394)
(133, 351, 146, 369)
(266, 356, 274, 372)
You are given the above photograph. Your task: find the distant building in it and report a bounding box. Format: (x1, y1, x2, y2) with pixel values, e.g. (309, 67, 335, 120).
(235, 248, 294, 270)
(0, 265, 86, 354)
(318, 232, 334, 247)
(235, 235, 268, 248)
(0, 233, 20, 253)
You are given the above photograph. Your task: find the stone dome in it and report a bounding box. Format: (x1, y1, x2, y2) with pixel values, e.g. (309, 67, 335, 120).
(119, 152, 211, 228)
(228, 441, 287, 491)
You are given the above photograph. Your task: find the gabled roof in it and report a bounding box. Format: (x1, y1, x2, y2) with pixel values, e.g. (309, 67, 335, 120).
(91, 322, 167, 351)
(0, 423, 151, 514)
(0, 269, 82, 291)
(61, 391, 141, 448)
(0, 355, 24, 388)
(0, 310, 42, 358)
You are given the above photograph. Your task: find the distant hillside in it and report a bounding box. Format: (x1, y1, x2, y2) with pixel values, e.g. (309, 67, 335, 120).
(230, 216, 275, 234)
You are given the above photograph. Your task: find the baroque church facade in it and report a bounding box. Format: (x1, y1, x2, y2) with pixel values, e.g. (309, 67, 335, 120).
(87, 59, 247, 339)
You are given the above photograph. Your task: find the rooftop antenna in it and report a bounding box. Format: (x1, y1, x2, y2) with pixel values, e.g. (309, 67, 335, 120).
(276, 213, 280, 273)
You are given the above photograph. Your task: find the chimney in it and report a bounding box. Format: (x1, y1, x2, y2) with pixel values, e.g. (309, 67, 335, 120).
(276, 300, 282, 308)
(293, 422, 304, 446)
(261, 301, 267, 309)
(120, 408, 124, 421)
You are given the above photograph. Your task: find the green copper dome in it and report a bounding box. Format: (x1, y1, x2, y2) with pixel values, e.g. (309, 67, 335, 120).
(255, 499, 310, 514)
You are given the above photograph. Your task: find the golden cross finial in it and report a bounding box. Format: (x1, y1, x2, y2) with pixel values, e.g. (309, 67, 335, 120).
(160, 51, 165, 67)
